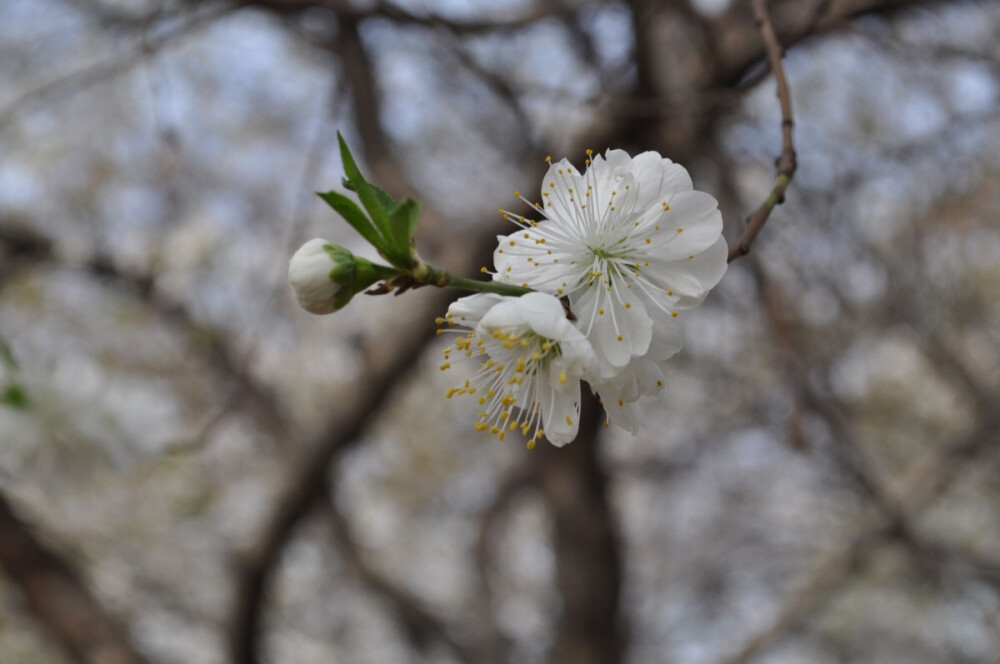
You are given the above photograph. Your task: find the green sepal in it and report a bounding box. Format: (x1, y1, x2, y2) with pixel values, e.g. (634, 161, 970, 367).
(317, 191, 384, 251)
(322, 244, 399, 311)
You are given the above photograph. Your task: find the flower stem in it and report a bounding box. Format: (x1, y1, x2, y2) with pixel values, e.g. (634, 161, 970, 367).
(437, 274, 532, 297)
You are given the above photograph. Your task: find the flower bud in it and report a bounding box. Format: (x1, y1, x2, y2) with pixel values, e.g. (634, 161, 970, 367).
(288, 238, 398, 314)
(288, 239, 353, 314)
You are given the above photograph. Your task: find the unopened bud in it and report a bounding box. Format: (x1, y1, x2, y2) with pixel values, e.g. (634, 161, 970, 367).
(289, 238, 397, 314)
(288, 239, 352, 314)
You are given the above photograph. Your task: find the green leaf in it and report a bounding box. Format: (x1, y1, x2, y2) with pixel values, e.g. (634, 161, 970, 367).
(317, 191, 384, 249)
(1, 383, 29, 410)
(389, 197, 422, 252)
(337, 134, 397, 252)
(343, 177, 396, 214)
(0, 338, 16, 371)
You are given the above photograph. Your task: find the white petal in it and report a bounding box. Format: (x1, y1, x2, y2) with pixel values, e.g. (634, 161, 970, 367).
(647, 316, 684, 361)
(574, 286, 653, 376)
(288, 238, 340, 314)
(540, 158, 585, 224)
(597, 358, 664, 403)
(631, 152, 693, 211)
(647, 190, 723, 260)
(447, 293, 507, 326)
(540, 381, 581, 446)
(600, 394, 642, 434)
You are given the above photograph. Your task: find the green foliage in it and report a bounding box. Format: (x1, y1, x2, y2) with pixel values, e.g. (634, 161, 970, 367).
(0, 338, 29, 410)
(332, 133, 418, 270)
(2, 383, 29, 410)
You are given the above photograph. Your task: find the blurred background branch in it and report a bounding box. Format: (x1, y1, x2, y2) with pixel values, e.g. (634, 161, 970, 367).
(1, 1, 998, 664)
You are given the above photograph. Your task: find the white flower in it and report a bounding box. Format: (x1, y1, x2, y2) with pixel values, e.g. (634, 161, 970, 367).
(288, 238, 346, 314)
(438, 292, 596, 447)
(492, 149, 727, 430)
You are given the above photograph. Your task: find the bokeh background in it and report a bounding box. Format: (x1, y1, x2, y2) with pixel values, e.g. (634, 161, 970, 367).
(1, 0, 999, 663)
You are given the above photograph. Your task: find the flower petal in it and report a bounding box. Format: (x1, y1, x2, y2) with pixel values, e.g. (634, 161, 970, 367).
(574, 285, 653, 376)
(540, 380, 581, 446)
(646, 190, 723, 260)
(447, 292, 507, 327)
(645, 235, 729, 309)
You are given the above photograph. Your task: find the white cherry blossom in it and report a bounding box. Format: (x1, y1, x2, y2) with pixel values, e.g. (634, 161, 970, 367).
(492, 149, 728, 431)
(438, 292, 596, 447)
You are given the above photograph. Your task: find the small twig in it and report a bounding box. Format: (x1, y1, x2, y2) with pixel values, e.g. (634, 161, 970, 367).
(0, 490, 157, 664)
(728, 0, 797, 262)
(0, 4, 233, 132)
(323, 492, 477, 663)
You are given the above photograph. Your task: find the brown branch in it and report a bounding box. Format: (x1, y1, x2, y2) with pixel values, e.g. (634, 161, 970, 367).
(237, 0, 585, 34)
(728, 0, 797, 262)
(472, 464, 538, 664)
(721, 260, 1000, 663)
(0, 4, 233, 132)
(227, 287, 451, 664)
(0, 221, 291, 446)
(536, 390, 624, 664)
(323, 491, 477, 662)
(0, 489, 155, 664)
(721, 420, 1000, 664)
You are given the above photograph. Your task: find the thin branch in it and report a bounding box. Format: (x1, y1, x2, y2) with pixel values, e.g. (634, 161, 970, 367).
(322, 492, 477, 662)
(0, 3, 233, 132)
(472, 464, 538, 664)
(238, 0, 586, 34)
(0, 489, 156, 664)
(728, 0, 797, 262)
(0, 222, 291, 444)
(721, 421, 1000, 664)
(536, 390, 624, 664)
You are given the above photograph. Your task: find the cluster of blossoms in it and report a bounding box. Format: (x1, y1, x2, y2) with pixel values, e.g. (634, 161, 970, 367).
(288, 140, 726, 449)
(438, 149, 727, 446)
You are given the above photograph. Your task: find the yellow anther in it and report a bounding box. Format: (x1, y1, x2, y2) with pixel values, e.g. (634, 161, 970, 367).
(440, 362, 451, 370)
(625, 302, 631, 308)
(671, 311, 678, 317)
(526, 439, 536, 449)
(656, 380, 663, 387)
(565, 415, 573, 426)
(645, 238, 652, 244)
(618, 399, 624, 407)
(677, 227, 683, 233)
(559, 370, 567, 384)
(599, 309, 605, 315)
(481, 266, 488, 273)
(514, 190, 520, 197)
(617, 335, 623, 341)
